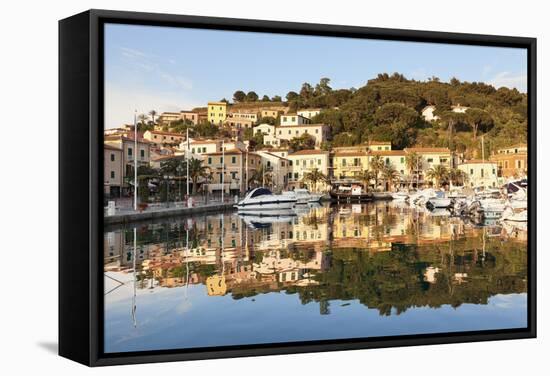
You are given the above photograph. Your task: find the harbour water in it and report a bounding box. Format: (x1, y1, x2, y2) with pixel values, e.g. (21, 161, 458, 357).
(103, 201, 528, 353)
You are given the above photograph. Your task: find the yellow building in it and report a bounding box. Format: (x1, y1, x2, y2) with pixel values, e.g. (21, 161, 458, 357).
(287, 150, 330, 190)
(207, 101, 228, 125)
(332, 151, 369, 181)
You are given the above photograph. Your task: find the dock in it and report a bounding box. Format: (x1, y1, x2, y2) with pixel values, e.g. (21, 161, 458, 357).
(104, 202, 235, 225)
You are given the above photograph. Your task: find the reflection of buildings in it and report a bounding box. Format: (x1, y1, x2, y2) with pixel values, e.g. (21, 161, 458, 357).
(104, 202, 526, 305)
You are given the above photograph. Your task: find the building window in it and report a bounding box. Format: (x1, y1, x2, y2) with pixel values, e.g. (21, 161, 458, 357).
(342, 159, 346, 166)
(318, 159, 321, 165)
(140, 149, 145, 158)
(400, 157, 404, 163)
(288, 172, 292, 179)
(220, 157, 223, 163)
(294, 173, 298, 179)
(128, 147, 132, 156)
(110, 171, 115, 179)
(110, 153, 115, 162)
(470, 169, 474, 175)
(481, 169, 484, 178)
(231, 156, 236, 164)
(208, 157, 212, 164)
(427, 158, 433, 163)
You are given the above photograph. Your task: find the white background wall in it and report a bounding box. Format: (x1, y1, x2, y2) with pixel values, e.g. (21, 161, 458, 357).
(1, 0, 546, 374)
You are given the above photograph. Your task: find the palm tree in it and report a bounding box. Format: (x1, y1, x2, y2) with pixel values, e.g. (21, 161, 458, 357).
(148, 110, 158, 124)
(302, 168, 328, 192)
(448, 168, 467, 187)
(425, 164, 449, 189)
(248, 165, 267, 188)
(381, 164, 400, 192)
(405, 152, 420, 189)
(358, 170, 375, 192)
(188, 158, 208, 195)
(369, 155, 385, 190)
(138, 113, 148, 125)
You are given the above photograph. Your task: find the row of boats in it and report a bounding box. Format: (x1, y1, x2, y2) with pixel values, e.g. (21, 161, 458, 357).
(391, 180, 528, 225)
(235, 179, 528, 227)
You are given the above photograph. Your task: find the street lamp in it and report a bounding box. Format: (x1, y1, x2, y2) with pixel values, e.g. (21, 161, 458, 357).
(176, 164, 184, 203)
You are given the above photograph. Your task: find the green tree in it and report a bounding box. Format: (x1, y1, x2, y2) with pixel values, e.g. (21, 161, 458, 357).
(188, 158, 208, 194)
(369, 155, 385, 189)
(465, 108, 494, 140)
(289, 134, 316, 151)
(286, 91, 299, 102)
(261, 95, 270, 102)
(425, 164, 449, 188)
(302, 168, 328, 192)
(381, 163, 400, 192)
(405, 152, 420, 188)
(246, 91, 259, 102)
(148, 110, 157, 124)
(233, 90, 246, 102)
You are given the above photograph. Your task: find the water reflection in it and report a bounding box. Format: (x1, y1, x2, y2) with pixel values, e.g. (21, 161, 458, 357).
(104, 202, 527, 353)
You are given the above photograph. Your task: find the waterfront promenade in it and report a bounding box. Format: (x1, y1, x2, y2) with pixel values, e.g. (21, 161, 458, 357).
(104, 196, 236, 225)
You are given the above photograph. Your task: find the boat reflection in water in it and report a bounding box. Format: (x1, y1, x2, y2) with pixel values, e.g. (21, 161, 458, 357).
(103, 201, 528, 353)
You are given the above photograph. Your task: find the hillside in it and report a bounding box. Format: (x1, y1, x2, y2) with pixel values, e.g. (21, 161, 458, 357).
(233, 73, 528, 157)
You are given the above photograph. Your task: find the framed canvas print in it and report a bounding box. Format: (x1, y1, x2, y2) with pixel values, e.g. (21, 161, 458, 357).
(59, 9, 536, 366)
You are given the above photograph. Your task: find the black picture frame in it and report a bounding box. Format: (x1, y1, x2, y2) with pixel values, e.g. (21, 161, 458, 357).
(59, 9, 537, 367)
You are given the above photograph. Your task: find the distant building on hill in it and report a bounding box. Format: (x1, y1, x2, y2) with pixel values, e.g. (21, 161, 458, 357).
(207, 101, 228, 125)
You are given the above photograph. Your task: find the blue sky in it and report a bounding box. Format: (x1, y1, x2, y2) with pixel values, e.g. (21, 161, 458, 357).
(104, 23, 527, 129)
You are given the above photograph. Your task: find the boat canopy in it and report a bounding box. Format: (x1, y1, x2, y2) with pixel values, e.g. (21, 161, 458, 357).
(248, 187, 273, 198)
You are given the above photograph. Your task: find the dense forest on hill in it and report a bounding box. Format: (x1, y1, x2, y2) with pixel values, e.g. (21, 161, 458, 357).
(232, 73, 528, 157)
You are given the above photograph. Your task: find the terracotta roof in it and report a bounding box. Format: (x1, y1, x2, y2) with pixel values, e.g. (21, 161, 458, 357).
(104, 135, 152, 144)
(205, 149, 245, 156)
(275, 123, 327, 128)
(104, 144, 122, 151)
(334, 151, 367, 157)
(405, 147, 450, 154)
(368, 141, 392, 145)
(459, 160, 497, 165)
(189, 139, 220, 145)
(370, 150, 406, 156)
(256, 151, 289, 160)
(289, 149, 329, 156)
(147, 130, 186, 137)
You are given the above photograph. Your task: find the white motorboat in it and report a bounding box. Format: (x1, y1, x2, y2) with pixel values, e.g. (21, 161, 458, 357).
(282, 188, 323, 204)
(426, 192, 452, 209)
(236, 188, 297, 211)
(391, 191, 409, 201)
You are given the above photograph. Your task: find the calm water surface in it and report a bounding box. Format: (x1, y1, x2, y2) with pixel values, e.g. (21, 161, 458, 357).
(103, 202, 528, 353)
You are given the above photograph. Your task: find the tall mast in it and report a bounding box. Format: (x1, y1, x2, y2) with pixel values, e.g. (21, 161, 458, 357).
(186, 127, 190, 205)
(133, 111, 138, 211)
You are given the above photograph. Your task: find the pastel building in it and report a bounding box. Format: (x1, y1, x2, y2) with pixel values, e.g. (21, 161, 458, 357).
(207, 101, 228, 125)
(287, 149, 330, 190)
(104, 144, 123, 197)
(280, 114, 312, 126)
(256, 150, 290, 192)
(458, 160, 498, 188)
(203, 149, 262, 194)
(490, 144, 528, 178)
(143, 130, 186, 145)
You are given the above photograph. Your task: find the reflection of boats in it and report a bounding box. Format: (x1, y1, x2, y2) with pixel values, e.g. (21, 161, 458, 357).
(282, 188, 323, 204)
(239, 209, 296, 228)
(426, 191, 452, 209)
(330, 185, 373, 202)
(236, 188, 296, 211)
(391, 191, 409, 201)
(500, 207, 528, 222)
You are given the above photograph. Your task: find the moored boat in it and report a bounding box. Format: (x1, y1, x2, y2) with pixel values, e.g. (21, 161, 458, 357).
(330, 184, 373, 202)
(236, 188, 297, 211)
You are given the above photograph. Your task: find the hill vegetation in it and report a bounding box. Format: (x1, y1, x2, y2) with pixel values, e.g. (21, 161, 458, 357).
(233, 73, 528, 157)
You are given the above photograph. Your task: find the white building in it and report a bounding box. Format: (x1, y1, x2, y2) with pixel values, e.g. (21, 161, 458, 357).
(256, 150, 291, 192)
(280, 114, 312, 126)
(297, 109, 321, 120)
(458, 160, 498, 188)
